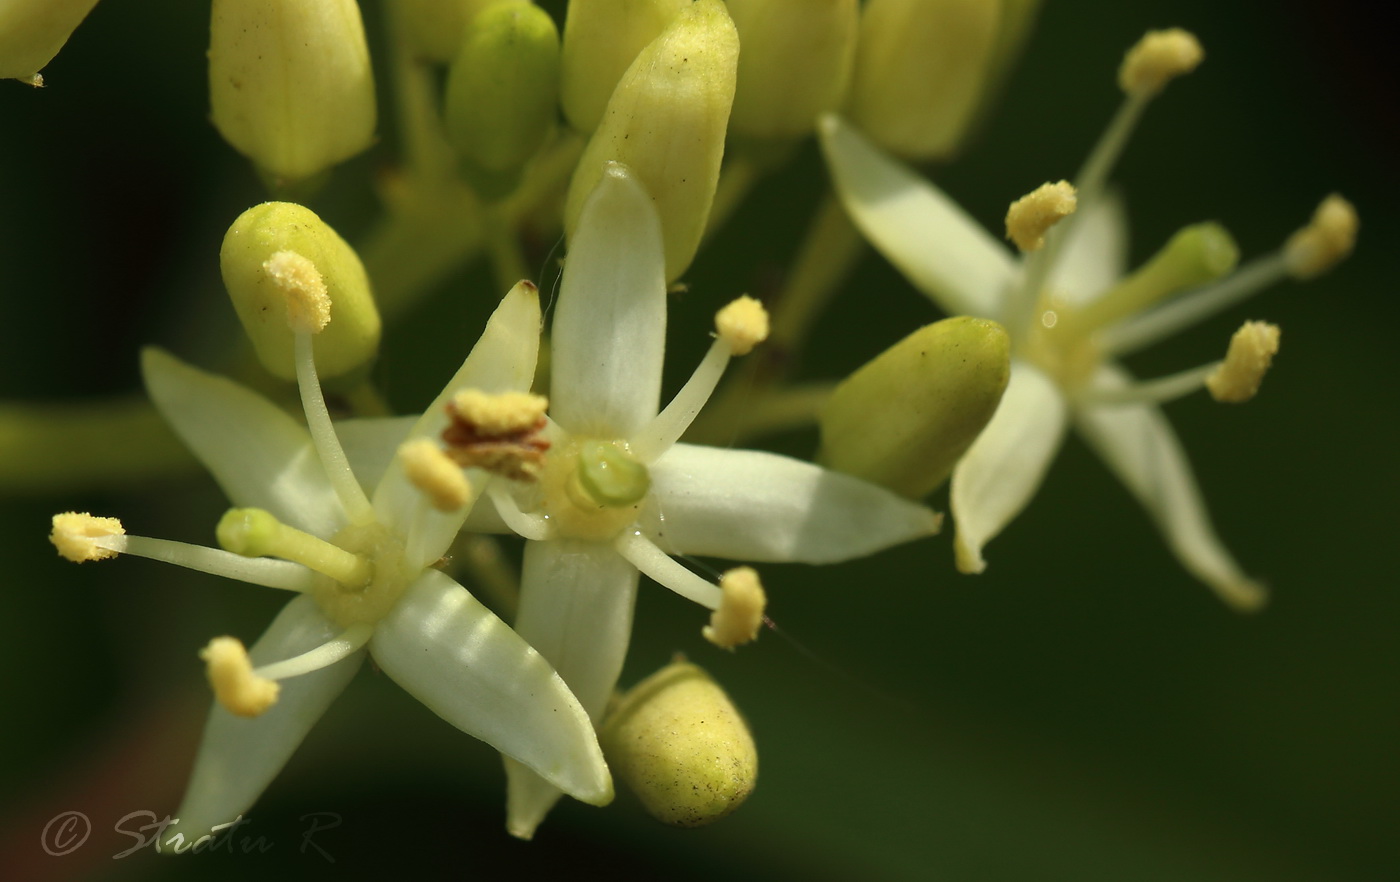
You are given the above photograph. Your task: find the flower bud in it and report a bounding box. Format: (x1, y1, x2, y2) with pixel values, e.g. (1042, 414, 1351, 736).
(726, 0, 858, 142)
(846, 0, 1039, 161)
(600, 660, 757, 827)
(820, 317, 1011, 498)
(444, 0, 560, 198)
(565, 0, 739, 282)
(399, 0, 498, 64)
(0, 0, 101, 85)
(559, 0, 689, 133)
(209, 0, 377, 187)
(220, 202, 381, 381)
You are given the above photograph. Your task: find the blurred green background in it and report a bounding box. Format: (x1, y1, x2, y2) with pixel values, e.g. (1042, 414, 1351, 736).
(2, 1, 1395, 879)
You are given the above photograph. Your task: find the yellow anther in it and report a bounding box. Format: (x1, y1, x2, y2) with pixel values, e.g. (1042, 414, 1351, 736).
(715, 296, 770, 356)
(1005, 181, 1078, 253)
(449, 390, 549, 436)
(263, 250, 331, 334)
(49, 512, 124, 562)
(1207, 321, 1281, 404)
(200, 636, 280, 717)
(399, 438, 474, 512)
(703, 566, 767, 649)
(1118, 28, 1204, 97)
(1284, 194, 1359, 280)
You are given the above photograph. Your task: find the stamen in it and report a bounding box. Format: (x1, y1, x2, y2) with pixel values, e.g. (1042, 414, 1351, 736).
(252, 624, 374, 681)
(1074, 222, 1238, 333)
(633, 297, 769, 462)
(294, 330, 375, 522)
(1118, 29, 1204, 98)
(263, 250, 331, 334)
(703, 567, 767, 649)
(487, 484, 552, 540)
(201, 636, 279, 717)
(1078, 364, 1218, 407)
(1206, 321, 1280, 403)
(714, 295, 770, 356)
(1284, 194, 1358, 279)
(1005, 181, 1077, 253)
(614, 531, 723, 610)
(399, 438, 474, 511)
(50, 512, 124, 562)
(442, 390, 550, 481)
(118, 535, 313, 591)
(217, 507, 372, 587)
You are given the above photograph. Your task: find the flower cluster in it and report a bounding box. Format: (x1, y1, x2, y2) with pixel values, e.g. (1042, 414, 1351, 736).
(13, 0, 1355, 848)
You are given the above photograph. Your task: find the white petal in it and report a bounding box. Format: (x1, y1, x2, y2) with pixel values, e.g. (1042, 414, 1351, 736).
(1048, 190, 1129, 305)
(506, 538, 640, 837)
(335, 415, 418, 489)
(1072, 364, 1267, 610)
(369, 569, 612, 803)
(950, 362, 1068, 574)
(141, 348, 345, 537)
(161, 595, 362, 846)
(648, 444, 941, 563)
(370, 283, 542, 564)
(818, 114, 1017, 318)
(550, 163, 666, 438)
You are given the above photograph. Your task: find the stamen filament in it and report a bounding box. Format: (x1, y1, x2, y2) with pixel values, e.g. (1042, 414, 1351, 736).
(614, 531, 723, 610)
(1077, 363, 1218, 407)
(253, 624, 374, 681)
(294, 331, 375, 524)
(488, 483, 552, 540)
(633, 338, 731, 463)
(1099, 254, 1288, 356)
(117, 535, 314, 591)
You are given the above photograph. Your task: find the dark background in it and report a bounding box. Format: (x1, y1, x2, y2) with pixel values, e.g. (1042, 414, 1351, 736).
(2, 1, 1395, 879)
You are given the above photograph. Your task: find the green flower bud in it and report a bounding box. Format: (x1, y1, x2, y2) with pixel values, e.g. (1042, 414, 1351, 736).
(559, 0, 689, 134)
(444, 0, 560, 198)
(846, 0, 1040, 161)
(0, 0, 101, 85)
(209, 0, 377, 186)
(220, 202, 381, 381)
(600, 660, 757, 827)
(565, 0, 739, 282)
(399, 0, 498, 64)
(820, 317, 1011, 498)
(727, 0, 859, 142)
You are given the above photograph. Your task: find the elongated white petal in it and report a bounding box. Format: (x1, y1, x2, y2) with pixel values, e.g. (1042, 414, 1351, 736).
(1072, 365, 1267, 610)
(141, 348, 344, 538)
(336, 415, 417, 487)
(1048, 191, 1129, 305)
(648, 444, 941, 563)
(161, 596, 362, 847)
(506, 538, 639, 837)
(370, 569, 612, 803)
(551, 163, 667, 438)
(818, 114, 1016, 318)
(371, 284, 542, 565)
(950, 362, 1068, 574)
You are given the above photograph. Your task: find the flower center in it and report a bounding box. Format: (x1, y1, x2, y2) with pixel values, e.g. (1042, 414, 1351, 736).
(539, 436, 651, 541)
(311, 521, 412, 628)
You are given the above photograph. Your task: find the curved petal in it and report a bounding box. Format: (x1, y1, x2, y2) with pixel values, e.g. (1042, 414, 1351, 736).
(950, 361, 1068, 574)
(370, 284, 542, 565)
(1072, 364, 1267, 610)
(648, 444, 941, 563)
(551, 164, 666, 438)
(335, 415, 417, 489)
(1048, 190, 1128, 305)
(818, 114, 1017, 318)
(141, 347, 344, 537)
(369, 569, 611, 804)
(506, 538, 639, 838)
(161, 595, 362, 847)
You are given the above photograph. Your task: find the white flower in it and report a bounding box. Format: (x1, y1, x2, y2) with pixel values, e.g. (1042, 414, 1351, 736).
(51, 286, 610, 847)
(820, 107, 1354, 611)
(472, 163, 942, 837)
